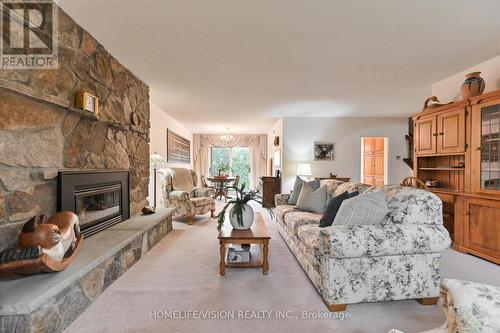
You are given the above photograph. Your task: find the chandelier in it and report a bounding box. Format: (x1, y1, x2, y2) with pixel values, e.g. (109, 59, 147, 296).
(220, 128, 234, 143)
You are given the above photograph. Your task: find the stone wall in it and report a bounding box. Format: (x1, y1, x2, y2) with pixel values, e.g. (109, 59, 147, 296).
(0, 7, 150, 252)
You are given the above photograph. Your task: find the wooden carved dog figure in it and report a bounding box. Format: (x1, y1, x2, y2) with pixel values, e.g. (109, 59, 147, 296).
(18, 211, 80, 262)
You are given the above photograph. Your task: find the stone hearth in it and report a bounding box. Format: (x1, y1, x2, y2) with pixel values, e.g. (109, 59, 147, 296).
(0, 208, 173, 333)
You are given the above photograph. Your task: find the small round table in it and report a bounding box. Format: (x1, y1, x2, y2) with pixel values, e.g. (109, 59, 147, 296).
(206, 176, 235, 201)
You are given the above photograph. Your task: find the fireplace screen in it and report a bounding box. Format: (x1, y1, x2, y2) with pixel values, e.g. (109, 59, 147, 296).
(75, 184, 122, 230)
(58, 170, 130, 237)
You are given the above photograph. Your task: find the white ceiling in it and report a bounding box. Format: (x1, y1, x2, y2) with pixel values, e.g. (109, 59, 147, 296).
(59, 0, 500, 133)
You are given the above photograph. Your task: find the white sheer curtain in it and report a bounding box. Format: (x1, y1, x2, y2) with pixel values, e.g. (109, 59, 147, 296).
(193, 134, 267, 188)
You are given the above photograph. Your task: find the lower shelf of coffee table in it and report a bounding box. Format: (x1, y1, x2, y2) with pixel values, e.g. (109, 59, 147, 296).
(225, 244, 262, 268)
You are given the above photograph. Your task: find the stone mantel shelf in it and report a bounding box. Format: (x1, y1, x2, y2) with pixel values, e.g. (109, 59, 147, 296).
(66, 106, 148, 134)
(0, 78, 70, 109)
(67, 106, 99, 121)
(0, 82, 148, 135)
(0, 208, 173, 318)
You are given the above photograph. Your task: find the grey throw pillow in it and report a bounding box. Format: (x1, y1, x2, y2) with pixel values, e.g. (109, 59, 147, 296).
(333, 191, 389, 225)
(288, 177, 320, 205)
(288, 176, 304, 205)
(308, 179, 321, 191)
(295, 183, 327, 214)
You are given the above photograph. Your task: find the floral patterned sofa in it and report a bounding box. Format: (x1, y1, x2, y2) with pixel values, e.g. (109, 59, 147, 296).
(160, 168, 215, 224)
(390, 279, 500, 333)
(274, 180, 452, 311)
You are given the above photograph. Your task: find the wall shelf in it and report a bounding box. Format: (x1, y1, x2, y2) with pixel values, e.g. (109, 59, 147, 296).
(67, 106, 99, 121)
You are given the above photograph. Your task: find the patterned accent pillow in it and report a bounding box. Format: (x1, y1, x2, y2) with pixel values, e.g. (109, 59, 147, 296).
(295, 183, 327, 214)
(333, 191, 389, 225)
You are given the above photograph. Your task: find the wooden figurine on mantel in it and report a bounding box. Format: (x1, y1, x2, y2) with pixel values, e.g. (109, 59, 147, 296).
(0, 211, 83, 277)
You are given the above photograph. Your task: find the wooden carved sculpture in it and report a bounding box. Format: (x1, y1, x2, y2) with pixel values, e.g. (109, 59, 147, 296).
(19, 211, 80, 261)
(422, 96, 451, 111)
(0, 211, 83, 276)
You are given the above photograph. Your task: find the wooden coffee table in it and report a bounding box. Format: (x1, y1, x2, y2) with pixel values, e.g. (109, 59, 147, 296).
(218, 212, 271, 275)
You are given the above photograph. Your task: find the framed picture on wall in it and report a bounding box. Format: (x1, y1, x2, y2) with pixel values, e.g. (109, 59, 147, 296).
(314, 142, 334, 160)
(167, 129, 190, 164)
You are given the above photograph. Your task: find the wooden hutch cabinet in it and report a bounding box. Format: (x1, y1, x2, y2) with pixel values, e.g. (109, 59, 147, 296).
(414, 102, 467, 156)
(259, 176, 281, 208)
(413, 92, 500, 264)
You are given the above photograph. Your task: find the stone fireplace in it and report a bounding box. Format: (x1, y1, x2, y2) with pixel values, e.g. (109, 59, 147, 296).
(0, 5, 175, 332)
(0, 6, 150, 252)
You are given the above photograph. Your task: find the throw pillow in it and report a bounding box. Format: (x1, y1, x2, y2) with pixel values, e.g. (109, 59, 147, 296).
(319, 191, 350, 228)
(295, 183, 327, 214)
(308, 179, 321, 191)
(349, 191, 360, 198)
(288, 177, 320, 205)
(288, 176, 304, 205)
(333, 191, 389, 225)
(319, 191, 360, 228)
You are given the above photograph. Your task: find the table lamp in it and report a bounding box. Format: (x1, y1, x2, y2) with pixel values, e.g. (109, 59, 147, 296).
(297, 163, 312, 178)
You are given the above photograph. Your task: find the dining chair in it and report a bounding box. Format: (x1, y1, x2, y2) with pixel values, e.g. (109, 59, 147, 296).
(213, 175, 229, 202)
(400, 177, 428, 189)
(226, 175, 240, 199)
(200, 175, 214, 189)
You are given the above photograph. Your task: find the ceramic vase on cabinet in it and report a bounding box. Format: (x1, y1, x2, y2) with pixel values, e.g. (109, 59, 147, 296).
(229, 204, 254, 230)
(461, 72, 485, 99)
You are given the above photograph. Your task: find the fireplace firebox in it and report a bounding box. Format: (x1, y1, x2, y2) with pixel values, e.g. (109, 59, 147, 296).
(58, 170, 130, 237)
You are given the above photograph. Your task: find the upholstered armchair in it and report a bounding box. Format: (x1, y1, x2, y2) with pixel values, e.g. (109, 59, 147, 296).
(161, 168, 215, 225)
(389, 279, 500, 333)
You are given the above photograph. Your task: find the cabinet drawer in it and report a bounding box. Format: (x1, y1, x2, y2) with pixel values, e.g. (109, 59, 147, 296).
(434, 192, 454, 204)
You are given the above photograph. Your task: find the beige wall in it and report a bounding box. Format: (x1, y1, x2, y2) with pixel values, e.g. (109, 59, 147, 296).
(282, 117, 412, 193)
(149, 103, 193, 206)
(267, 118, 283, 177)
(432, 54, 500, 101)
(150, 103, 193, 168)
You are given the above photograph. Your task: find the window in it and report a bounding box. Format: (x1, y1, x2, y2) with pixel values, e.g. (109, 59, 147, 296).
(210, 147, 230, 176)
(210, 147, 251, 187)
(231, 147, 251, 187)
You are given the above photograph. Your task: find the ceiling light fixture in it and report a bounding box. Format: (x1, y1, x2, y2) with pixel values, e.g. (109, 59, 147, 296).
(220, 128, 234, 143)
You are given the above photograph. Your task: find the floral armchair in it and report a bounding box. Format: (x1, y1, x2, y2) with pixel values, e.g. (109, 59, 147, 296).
(160, 168, 215, 225)
(389, 279, 500, 333)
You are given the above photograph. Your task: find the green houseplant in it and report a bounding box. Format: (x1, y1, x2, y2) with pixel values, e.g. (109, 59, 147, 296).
(216, 163, 230, 176)
(216, 184, 274, 231)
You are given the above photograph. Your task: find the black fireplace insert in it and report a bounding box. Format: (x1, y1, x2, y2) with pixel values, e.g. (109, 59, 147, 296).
(58, 170, 130, 237)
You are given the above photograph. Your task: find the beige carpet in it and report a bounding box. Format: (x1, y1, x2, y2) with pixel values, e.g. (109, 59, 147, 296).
(66, 202, 500, 333)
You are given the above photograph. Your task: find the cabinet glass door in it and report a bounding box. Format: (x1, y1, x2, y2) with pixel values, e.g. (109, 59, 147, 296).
(480, 104, 500, 190)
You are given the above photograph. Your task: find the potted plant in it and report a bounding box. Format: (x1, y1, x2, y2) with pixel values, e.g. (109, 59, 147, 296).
(216, 184, 274, 231)
(217, 163, 229, 176)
